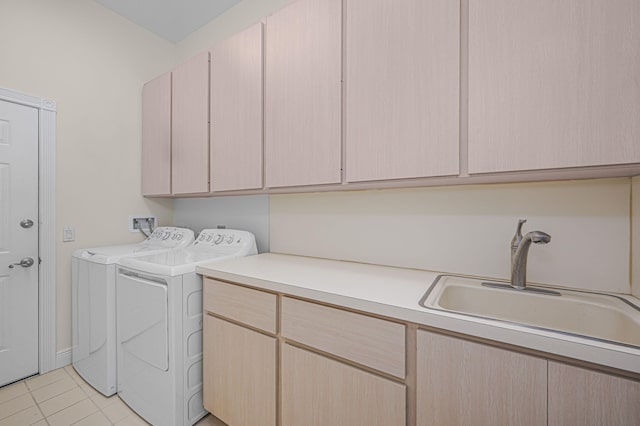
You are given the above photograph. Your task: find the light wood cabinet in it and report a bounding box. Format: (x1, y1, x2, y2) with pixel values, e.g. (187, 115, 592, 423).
(281, 296, 405, 378)
(548, 362, 640, 425)
(281, 343, 406, 426)
(203, 315, 277, 426)
(171, 51, 210, 195)
(264, 0, 342, 188)
(141, 72, 171, 196)
(203, 278, 277, 334)
(468, 0, 640, 174)
(416, 330, 547, 426)
(210, 23, 263, 192)
(345, 0, 460, 182)
(202, 281, 277, 425)
(143, 0, 640, 198)
(200, 278, 640, 426)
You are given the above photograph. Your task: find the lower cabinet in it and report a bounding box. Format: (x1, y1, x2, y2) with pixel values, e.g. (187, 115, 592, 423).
(548, 362, 640, 426)
(203, 315, 277, 426)
(202, 278, 640, 426)
(416, 330, 547, 426)
(281, 343, 406, 426)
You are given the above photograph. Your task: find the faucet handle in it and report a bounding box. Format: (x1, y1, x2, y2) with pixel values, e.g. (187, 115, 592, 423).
(511, 219, 527, 249)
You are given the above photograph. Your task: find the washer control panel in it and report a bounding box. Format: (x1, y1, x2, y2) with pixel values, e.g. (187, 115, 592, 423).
(193, 229, 253, 248)
(145, 227, 195, 248)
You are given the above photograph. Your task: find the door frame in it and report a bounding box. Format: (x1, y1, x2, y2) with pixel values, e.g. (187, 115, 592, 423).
(0, 86, 57, 374)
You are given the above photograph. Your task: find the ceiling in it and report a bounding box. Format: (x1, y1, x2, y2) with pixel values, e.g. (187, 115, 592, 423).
(94, 0, 243, 43)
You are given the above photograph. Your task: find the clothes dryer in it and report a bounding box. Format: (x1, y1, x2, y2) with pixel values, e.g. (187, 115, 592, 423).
(116, 229, 257, 426)
(71, 227, 194, 396)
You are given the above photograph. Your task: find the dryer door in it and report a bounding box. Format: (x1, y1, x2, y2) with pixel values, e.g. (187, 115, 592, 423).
(117, 271, 169, 371)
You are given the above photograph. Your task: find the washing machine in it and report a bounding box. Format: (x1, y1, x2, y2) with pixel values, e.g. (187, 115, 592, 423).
(115, 229, 257, 426)
(71, 227, 194, 396)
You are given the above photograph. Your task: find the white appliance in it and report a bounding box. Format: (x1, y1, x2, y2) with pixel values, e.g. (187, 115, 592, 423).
(71, 227, 194, 396)
(116, 229, 257, 426)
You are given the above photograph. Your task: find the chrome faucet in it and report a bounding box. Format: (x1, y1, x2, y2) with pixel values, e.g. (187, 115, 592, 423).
(510, 219, 551, 290)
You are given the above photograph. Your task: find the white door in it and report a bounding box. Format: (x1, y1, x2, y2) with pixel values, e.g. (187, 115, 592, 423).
(0, 99, 39, 386)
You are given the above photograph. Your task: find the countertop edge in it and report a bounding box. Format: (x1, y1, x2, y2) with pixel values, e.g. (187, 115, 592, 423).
(196, 255, 640, 377)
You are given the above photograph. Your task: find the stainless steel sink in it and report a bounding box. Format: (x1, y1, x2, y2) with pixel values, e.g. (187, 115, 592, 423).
(420, 275, 640, 349)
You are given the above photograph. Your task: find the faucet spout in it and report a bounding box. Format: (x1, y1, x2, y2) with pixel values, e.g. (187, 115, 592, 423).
(510, 227, 551, 290)
(510, 219, 527, 261)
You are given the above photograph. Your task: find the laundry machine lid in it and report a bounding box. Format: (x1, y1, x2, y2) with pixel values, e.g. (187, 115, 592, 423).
(72, 227, 194, 264)
(117, 229, 258, 276)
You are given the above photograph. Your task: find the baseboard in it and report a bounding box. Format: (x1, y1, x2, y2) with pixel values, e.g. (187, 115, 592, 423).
(55, 348, 72, 369)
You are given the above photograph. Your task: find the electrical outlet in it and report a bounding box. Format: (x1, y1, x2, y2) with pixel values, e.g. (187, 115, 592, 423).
(63, 226, 75, 242)
(129, 215, 157, 233)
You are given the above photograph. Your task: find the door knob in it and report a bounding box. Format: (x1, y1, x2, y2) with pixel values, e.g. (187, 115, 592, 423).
(20, 219, 34, 228)
(9, 257, 35, 268)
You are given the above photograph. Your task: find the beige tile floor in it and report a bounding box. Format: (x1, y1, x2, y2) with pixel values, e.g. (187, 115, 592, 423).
(0, 366, 224, 426)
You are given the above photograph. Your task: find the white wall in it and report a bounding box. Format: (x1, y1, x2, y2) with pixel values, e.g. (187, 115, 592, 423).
(633, 176, 640, 298)
(173, 196, 270, 253)
(0, 0, 176, 352)
(271, 178, 632, 294)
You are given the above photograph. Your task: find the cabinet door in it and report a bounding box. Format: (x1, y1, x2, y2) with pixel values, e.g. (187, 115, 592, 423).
(416, 330, 547, 426)
(210, 23, 263, 192)
(345, 0, 459, 182)
(172, 51, 210, 194)
(468, 0, 640, 174)
(265, 0, 342, 188)
(281, 344, 406, 426)
(548, 362, 640, 425)
(142, 72, 171, 196)
(203, 315, 276, 426)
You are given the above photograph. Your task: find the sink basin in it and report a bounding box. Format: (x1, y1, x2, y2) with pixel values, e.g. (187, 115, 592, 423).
(420, 275, 640, 349)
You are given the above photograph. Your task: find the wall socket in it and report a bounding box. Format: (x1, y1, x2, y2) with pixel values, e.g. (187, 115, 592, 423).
(129, 215, 157, 233)
(63, 226, 75, 242)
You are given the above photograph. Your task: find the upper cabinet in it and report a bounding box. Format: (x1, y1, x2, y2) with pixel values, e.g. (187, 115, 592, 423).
(142, 72, 171, 196)
(142, 0, 640, 198)
(345, 0, 460, 182)
(264, 0, 342, 188)
(210, 23, 264, 192)
(172, 51, 210, 195)
(468, 0, 640, 174)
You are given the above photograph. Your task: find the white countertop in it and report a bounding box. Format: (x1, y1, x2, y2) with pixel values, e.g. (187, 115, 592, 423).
(196, 253, 640, 375)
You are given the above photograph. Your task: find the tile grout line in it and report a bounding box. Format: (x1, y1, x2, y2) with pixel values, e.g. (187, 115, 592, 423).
(26, 376, 68, 393)
(35, 387, 89, 418)
(5, 366, 180, 426)
(0, 397, 44, 426)
(0, 390, 30, 416)
(30, 390, 48, 426)
(0, 393, 34, 422)
(47, 398, 100, 426)
(33, 367, 97, 426)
